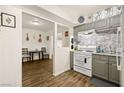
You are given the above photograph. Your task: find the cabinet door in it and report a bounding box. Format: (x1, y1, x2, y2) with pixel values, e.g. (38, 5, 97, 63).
(109, 56, 120, 84)
(94, 18, 109, 30)
(109, 62, 120, 84)
(74, 23, 94, 31)
(109, 15, 120, 28)
(70, 51, 74, 69)
(74, 25, 85, 31)
(86, 23, 94, 30)
(77, 26, 83, 31)
(92, 59, 109, 80)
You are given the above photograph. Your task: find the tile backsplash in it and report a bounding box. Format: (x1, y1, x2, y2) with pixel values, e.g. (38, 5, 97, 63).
(78, 32, 118, 53)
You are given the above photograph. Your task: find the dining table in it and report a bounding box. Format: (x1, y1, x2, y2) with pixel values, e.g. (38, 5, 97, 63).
(29, 50, 44, 61)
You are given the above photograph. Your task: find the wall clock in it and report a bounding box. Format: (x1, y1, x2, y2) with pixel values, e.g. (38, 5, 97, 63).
(78, 16, 85, 23)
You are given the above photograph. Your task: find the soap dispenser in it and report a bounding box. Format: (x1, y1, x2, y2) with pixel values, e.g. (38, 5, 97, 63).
(96, 46, 101, 53)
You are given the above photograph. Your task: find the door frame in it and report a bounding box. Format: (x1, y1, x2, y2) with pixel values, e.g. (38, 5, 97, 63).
(21, 8, 71, 76)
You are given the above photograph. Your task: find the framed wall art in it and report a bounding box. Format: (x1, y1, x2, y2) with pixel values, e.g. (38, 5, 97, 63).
(1, 12, 16, 28)
(46, 36, 49, 41)
(26, 33, 29, 41)
(38, 34, 42, 43)
(65, 31, 69, 37)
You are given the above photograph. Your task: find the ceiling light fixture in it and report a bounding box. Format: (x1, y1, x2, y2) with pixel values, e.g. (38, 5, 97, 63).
(32, 20, 40, 25)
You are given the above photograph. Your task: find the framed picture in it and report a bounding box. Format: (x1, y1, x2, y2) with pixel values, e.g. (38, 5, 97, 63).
(1, 12, 16, 28)
(65, 31, 69, 37)
(47, 36, 49, 41)
(38, 34, 42, 43)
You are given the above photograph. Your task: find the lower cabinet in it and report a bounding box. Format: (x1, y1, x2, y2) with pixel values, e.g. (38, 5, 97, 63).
(109, 56, 120, 84)
(92, 59, 108, 80)
(92, 54, 120, 84)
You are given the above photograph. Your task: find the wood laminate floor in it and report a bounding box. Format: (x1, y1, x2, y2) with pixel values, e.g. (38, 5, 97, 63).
(22, 60, 94, 87)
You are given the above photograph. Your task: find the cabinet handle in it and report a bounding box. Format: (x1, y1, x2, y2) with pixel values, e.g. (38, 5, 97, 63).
(84, 58, 87, 63)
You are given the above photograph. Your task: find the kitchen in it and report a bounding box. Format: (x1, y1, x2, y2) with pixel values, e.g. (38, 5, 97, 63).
(0, 5, 124, 87)
(71, 5, 122, 87)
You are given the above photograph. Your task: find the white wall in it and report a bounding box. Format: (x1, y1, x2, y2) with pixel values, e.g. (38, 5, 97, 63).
(54, 47, 70, 76)
(22, 28, 48, 51)
(22, 28, 53, 59)
(53, 23, 70, 76)
(0, 6, 22, 86)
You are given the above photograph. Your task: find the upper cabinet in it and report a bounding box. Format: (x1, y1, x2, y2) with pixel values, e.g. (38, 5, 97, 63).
(86, 23, 94, 30)
(94, 18, 109, 30)
(74, 25, 84, 32)
(109, 14, 120, 28)
(94, 14, 121, 31)
(74, 14, 121, 32)
(74, 23, 94, 32)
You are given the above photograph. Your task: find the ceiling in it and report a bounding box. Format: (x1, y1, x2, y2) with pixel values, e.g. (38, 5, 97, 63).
(39, 5, 114, 24)
(22, 12, 69, 32)
(22, 12, 54, 31)
(22, 5, 115, 30)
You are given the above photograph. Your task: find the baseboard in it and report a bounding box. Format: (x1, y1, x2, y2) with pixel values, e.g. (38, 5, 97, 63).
(53, 68, 70, 76)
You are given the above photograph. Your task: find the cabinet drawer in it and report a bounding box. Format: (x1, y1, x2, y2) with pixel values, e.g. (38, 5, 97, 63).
(93, 59, 108, 64)
(109, 56, 116, 62)
(92, 54, 100, 59)
(92, 54, 108, 61)
(99, 55, 108, 61)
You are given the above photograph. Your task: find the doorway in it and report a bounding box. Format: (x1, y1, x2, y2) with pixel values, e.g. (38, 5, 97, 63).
(22, 12, 54, 86)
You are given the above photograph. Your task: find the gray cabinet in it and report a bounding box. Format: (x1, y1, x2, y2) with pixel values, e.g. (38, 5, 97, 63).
(109, 15, 120, 28)
(74, 23, 94, 32)
(92, 60, 109, 80)
(85, 23, 94, 30)
(92, 54, 120, 84)
(92, 55, 109, 80)
(94, 15, 120, 30)
(70, 51, 74, 69)
(94, 18, 109, 30)
(109, 56, 120, 84)
(74, 14, 121, 32)
(74, 24, 86, 31)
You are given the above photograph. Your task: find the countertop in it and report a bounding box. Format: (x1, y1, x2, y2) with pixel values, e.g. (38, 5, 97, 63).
(72, 50, 121, 57)
(92, 52, 121, 57)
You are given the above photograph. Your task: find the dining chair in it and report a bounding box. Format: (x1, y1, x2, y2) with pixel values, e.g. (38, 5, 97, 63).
(22, 48, 31, 62)
(41, 47, 49, 59)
